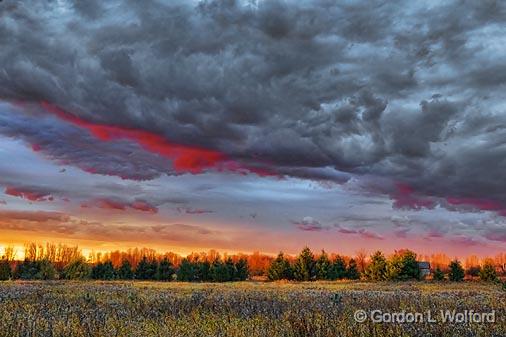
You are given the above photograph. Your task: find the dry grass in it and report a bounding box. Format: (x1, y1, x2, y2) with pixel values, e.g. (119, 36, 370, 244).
(0, 281, 504, 337)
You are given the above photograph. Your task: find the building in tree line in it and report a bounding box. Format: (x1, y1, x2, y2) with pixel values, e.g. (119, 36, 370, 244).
(418, 261, 431, 278)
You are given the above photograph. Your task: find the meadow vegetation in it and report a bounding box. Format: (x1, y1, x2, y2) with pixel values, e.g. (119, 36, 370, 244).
(0, 281, 504, 337)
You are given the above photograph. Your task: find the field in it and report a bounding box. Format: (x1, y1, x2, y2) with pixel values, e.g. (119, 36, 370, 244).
(0, 281, 505, 337)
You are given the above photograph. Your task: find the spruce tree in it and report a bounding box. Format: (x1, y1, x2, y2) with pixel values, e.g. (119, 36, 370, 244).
(234, 258, 249, 281)
(157, 258, 175, 281)
(135, 257, 157, 280)
(448, 260, 465, 282)
(267, 252, 293, 281)
(346, 258, 360, 280)
(62, 258, 91, 280)
(292, 247, 316, 281)
(117, 259, 134, 280)
(177, 258, 196, 281)
(330, 256, 347, 280)
(315, 251, 331, 280)
(364, 251, 387, 281)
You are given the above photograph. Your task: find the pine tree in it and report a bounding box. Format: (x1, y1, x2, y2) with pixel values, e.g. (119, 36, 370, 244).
(234, 258, 249, 281)
(386, 250, 420, 281)
(157, 258, 175, 281)
(315, 251, 331, 280)
(448, 260, 465, 282)
(292, 247, 316, 281)
(177, 258, 196, 281)
(135, 257, 157, 280)
(364, 251, 387, 281)
(267, 252, 293, 281)
(330, 256, 347, 280)
(62, 257, 91, 280)
(346, 258, 360, 280)
(210, 259, 230, 282)
(117, 259, 134, 280)
(196, 260, 211, 282)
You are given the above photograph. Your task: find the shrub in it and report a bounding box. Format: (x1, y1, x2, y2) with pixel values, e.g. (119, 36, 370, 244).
(0, 260, 11, 281)
(448, 260, 465, 282)
(479, 260, 498, 282)
(432, 267, 445, 281)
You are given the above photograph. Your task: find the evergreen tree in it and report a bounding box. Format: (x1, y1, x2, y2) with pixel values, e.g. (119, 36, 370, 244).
(117, 259, 134, 280)
(292, 247, 316, 281)
(135, 257, 157, 280)
(157, 257, 175, 281)
(267, 252, 293, 281)
(234, 258, 249, 281)
(386, 250, 420, 281)
(177, 258, 196, 281)
(0, 260, 11, 281)
(62, 257, 91, 280)
(210, 259, 230, 282)
(36, 260, 57, 280)
(448, 260, 465, 282)
(433, 267, 445, 281)
(329, 256, 347, 280)
(196, 260, 211, 282)
(479, 260, 498, 282)
(225, 258, 237, 281)
(92, 261, 117, 280)
(364, 251, 387, 281)
(315, 251, 331, 280)
(346, 258, 360, 280)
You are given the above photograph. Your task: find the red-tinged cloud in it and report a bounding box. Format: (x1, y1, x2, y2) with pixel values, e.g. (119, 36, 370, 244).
(40, 101, 278, 177)
(176, 207, 214, 215)
(446, 197, 503, 212)
(4, 186, 53, 202)
(131, 200, 158, 213)
(81, 198, 158, 213)
(391, 183, 436, 210)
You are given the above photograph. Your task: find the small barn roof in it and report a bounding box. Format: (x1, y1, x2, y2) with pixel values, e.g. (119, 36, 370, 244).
(418, 261, 430, 269)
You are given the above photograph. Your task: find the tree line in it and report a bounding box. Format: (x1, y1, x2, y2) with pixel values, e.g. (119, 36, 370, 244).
(0, 255, 248, 282)
(0, 243, 505, 283)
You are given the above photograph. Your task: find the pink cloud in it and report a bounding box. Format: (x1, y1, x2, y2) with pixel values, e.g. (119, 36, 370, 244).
(81, 198, 158, 214)
(391, 183, 436, 210)
(4, 186, 53, 202)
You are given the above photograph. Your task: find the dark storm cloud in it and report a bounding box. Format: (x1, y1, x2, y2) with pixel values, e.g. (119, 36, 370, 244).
(1, 0, 506, 207)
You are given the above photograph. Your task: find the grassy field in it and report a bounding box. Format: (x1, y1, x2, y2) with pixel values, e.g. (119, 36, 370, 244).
(0, 281, 504, 337)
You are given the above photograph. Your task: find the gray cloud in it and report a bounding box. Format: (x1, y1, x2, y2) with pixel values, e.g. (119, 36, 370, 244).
(0, 0, 505, 209)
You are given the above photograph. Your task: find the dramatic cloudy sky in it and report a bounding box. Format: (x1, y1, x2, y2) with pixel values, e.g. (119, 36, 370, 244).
(0, 0, 505, 257)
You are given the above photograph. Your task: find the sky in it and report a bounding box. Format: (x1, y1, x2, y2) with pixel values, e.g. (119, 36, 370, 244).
(0, 0, 505, 258)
